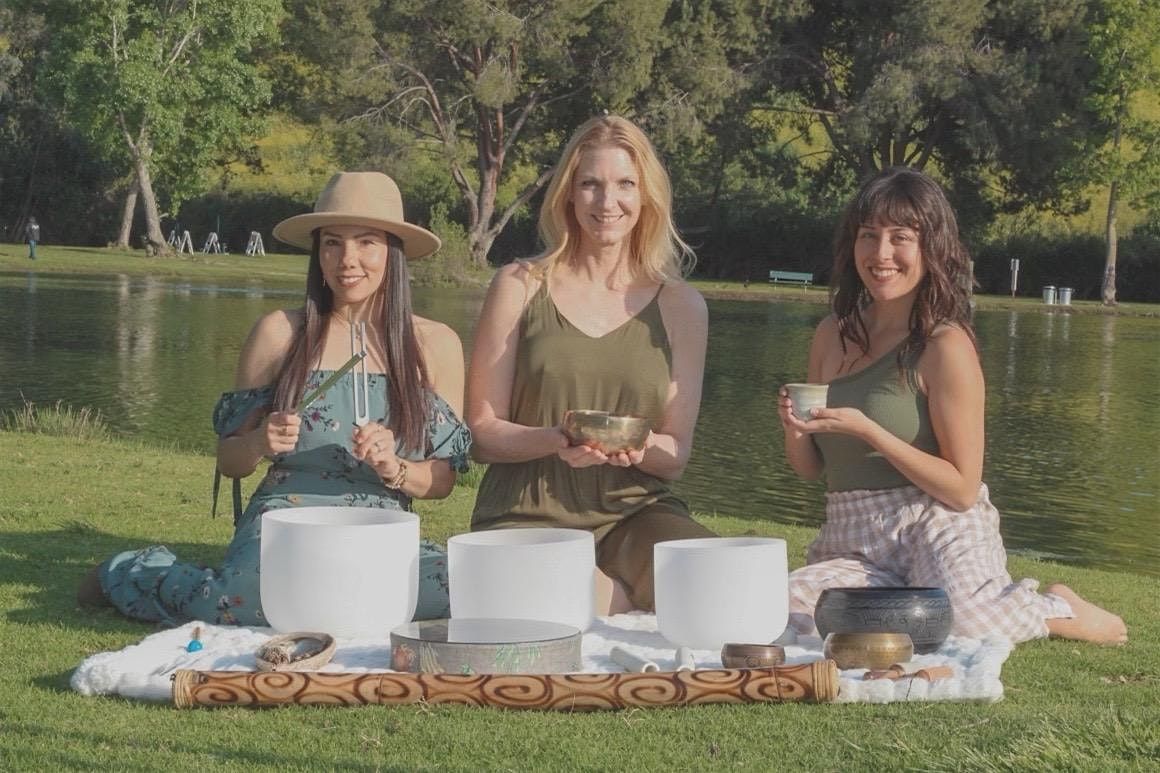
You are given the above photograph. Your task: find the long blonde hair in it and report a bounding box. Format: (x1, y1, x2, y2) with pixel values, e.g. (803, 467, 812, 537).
(535, 115, 694, 282)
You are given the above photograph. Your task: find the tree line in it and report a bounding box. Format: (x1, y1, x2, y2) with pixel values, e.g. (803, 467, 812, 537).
(1, 1, 1157, 302)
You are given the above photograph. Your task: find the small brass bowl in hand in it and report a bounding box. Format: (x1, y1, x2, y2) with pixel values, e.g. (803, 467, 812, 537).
(822, 632, 913, 670)
(562, 410, 652, 454)
(720, 642, 786, 669)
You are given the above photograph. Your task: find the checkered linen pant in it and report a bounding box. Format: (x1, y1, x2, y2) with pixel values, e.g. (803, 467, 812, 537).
(788, 484, 1073, 643)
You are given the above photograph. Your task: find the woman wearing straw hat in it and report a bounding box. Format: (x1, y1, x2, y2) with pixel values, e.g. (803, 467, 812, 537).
(80, 172, 471, 626)
(467, 115, 716, 615)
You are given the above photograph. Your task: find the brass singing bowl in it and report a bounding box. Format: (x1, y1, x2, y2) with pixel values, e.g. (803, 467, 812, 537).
(720, 642, 786, 669)
(822, 632, 914, 670)
(562, 410, 652, 454)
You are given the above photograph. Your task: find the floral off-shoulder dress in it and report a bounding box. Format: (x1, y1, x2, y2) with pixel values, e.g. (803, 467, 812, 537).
(98, 370, 471, 627)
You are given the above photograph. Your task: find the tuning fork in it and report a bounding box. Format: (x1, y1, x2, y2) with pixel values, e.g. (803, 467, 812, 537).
(350, 321, 370, 427)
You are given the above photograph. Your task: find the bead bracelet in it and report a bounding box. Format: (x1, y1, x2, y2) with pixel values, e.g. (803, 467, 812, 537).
(387, 460, 408, 490)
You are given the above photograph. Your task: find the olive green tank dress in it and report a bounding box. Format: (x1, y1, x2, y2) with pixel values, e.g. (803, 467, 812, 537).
(471, 280, 713, 608)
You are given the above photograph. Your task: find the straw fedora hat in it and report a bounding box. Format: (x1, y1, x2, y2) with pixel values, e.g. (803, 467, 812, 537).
(272, 171, 441, 258)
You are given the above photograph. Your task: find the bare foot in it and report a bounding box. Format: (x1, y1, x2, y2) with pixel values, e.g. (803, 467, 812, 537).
(1044, 583, 1127, 645)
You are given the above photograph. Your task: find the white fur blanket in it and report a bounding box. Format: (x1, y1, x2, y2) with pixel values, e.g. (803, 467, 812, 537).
(71, 613, 1013, 705)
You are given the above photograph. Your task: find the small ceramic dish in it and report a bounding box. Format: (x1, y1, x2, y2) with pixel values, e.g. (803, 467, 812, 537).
(822, 632, 914, 670)
(720, 642, 786, 669)
(562, 410, 652, 454)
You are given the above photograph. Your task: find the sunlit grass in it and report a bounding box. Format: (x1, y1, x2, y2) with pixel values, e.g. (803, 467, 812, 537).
(2, 398, 112, 441)
(1, 430, 1157, 769)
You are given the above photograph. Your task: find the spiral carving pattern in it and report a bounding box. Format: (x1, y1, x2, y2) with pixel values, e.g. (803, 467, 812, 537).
(173, 661, 839, 710)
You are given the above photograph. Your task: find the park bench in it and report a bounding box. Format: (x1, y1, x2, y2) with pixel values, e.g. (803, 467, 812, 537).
(768, 270, 813, 287)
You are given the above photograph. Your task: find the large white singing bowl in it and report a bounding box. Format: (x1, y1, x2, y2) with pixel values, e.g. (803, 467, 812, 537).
(654, 537, 788, 650)
(448, 528, 595, 631)
(260, 507, 420, 639)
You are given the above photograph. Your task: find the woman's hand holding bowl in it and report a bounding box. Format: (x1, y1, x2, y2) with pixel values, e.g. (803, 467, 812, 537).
(779, 395, 874, 440)
(776, 386, 801, 431)
(557, 431, 651, 469)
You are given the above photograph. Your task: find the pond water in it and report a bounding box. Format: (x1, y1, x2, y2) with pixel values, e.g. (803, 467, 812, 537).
(3, 271, 1157, 577)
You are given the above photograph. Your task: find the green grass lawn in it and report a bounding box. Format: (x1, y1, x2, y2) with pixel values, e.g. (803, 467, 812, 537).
(2, 430, 1157, 770)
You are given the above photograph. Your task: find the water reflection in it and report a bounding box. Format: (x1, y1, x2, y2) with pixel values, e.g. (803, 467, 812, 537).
(1, 271, 1157, 578)
(1098, 314, 1115, 422)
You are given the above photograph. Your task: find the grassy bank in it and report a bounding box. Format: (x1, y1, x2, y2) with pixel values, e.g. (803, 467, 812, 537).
(0, 243, 310, 286)
(2, 429, 1157, 770)
(0, 243, 493, 291)
(3, 243, 1157, 316)
(688, 279, 1160, 317)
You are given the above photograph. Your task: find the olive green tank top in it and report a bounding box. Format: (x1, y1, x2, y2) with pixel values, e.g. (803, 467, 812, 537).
(471, 280, 688, 532)
(813, 343, 940, 492)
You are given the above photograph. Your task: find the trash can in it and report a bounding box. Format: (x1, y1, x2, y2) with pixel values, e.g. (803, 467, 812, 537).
(1057, 287, 1073, 305)
(1042, 285, 1056, 304)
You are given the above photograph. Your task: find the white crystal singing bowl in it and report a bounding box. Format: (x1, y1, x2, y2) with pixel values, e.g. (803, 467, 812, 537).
(260, 507, 420, 639)
(448, 528, 596, 631)
(654, 537, 788, 650)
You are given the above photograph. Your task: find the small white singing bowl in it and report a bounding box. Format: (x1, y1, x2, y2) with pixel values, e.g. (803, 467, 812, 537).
(784, 382, 829, 422)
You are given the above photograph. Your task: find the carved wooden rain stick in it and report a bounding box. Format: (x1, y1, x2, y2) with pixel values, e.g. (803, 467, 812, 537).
(173, 661, 840, 710)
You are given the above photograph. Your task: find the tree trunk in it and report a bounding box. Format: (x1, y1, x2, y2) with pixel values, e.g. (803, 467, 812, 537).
(468, 222, 498, 269)
(1102, 180, 1118, 306)
(133, 149, 173, 257)
(116, 183, 139, 250)
(1099, 177, 1118, 304)
(467, 120, 502, 269)
(1101, 115, 1123, 306)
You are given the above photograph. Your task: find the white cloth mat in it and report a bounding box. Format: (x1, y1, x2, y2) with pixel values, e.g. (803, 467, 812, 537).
(71, 612, 1013, 704)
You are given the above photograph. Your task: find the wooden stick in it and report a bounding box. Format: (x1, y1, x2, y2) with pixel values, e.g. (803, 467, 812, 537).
(862, 664, 906, 681)
(911, 666, 954, 682)
(172, 661, 840, 710)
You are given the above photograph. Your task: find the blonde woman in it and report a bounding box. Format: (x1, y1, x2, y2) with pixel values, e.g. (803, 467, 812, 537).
(467, 115, 715, 615)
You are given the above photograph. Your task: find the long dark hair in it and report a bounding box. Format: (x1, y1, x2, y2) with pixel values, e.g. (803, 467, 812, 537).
(271, 231, 431, 453)
(831, 167, 977, 379)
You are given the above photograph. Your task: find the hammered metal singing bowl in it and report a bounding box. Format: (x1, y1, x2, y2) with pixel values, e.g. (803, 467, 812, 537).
(720, 642, 786, 669)
(562, 410, 652, 454)
(813, 586, 953, 654)
(822, 632, 914, 670)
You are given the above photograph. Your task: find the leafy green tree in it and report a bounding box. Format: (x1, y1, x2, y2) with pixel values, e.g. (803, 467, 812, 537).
(273, 1, 806, 267)
(285, 0, 773, 266)
(366, 0, 616, 267)
(1085, 0, 1160, 305)
(0, 5, 120, 246)
(44, 0, 282, 254)
(619, 1, 811, 277)
(762, 0, 1098, 214)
